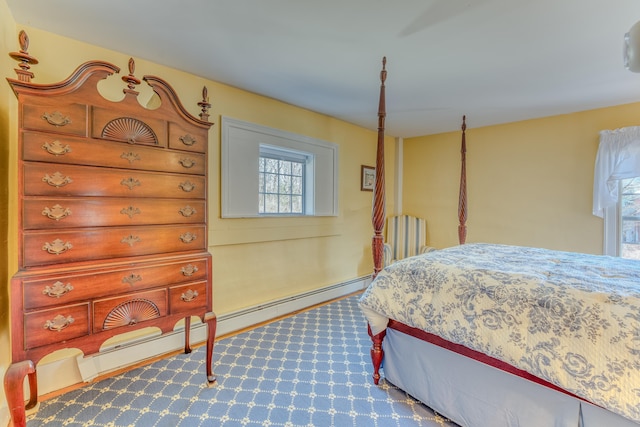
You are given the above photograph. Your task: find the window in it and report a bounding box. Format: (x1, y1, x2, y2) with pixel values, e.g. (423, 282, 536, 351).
(221, 117, 338, 218)
(258, 145, 309, 215)
(603, 178, 640, 259)
(620, 178, 640, 259)
(593, 126, 640, 259)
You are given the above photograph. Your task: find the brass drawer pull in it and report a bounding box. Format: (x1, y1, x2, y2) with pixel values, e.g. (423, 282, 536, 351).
(120, 206, 141, 218)
(42, 204, 72, 221)
(42, 238, 73, 255)
(44, 314, 74, 332)
(121, 235, 141, 247)
(179, 134, 196, 146)
(180, 289, 199, 302)
(179, 205, 197, 217)
(42, 171, 73, 188)
(42, 111, 72, 127)
(42, 140, 71, 156)
(179, 158, 196, 168)
(179, 232, 197, 243)
(42, 281, 74, 298)
(120, 152, 141, 163)
(181, 264, 199, 276)
(121, 177, 141, 190)
(179, 181, 195, 192)
(122, 273, 142, 285)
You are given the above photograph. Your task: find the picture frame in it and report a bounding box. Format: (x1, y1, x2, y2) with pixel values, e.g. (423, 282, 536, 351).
(361, 165, 375, 191)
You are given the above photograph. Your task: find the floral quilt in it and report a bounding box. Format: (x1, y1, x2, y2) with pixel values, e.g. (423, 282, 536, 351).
(358, 243, 640, 423)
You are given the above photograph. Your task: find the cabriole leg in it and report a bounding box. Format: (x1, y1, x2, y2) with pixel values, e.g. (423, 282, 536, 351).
(4, 360, 37, 427)
(204, 311, 217, 386)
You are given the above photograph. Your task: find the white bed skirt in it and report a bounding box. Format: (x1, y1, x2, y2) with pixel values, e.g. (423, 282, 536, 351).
(381, 328, 638, 427)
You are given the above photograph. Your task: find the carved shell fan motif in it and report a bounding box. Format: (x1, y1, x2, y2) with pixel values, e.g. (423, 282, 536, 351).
(101, 117, 158, 145)
(102, 298, 160, 330)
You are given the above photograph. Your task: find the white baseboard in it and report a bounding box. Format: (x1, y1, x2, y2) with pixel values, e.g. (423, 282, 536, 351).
(76, 324, 208, 383)
(0, 366, 7, 427)
(216, 276, 370, 337)
(0, 406, 7, 427)
(17, 276, 370, 399)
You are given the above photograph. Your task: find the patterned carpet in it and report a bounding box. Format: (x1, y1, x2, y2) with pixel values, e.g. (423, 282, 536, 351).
(27, 295, 458, 426)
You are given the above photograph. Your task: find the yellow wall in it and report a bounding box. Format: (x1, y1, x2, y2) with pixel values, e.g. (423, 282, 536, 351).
(404, 104, 640, 253)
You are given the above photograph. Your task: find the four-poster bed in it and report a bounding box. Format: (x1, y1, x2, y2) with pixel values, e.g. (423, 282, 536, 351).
(360, 58, 640, 426)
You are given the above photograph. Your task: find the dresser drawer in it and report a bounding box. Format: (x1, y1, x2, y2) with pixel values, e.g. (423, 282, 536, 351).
(169, 281, 208, 314)
(22, 102, 88, 137)
(93, 289, 168, 333)
(22, 257, 209, 310)
(169, 122, 208, 154)
(23, 131, 206, 175)
(23, 162, 206, 199)
(23, 225, 206, 267)
(24, 303, 90, 350)
(23, 197, 206, 229)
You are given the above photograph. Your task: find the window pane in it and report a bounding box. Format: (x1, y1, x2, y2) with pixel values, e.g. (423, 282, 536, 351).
(279, 160, 291, 175)
(258, 194, 264, 213)
(292, 162, 302, 176)
(259, 157, 265, 172)
(292, 176, 302, 195)
(279, 175, 291, 193)
(292, 196, 302, 213)
(621, 177, 640, 260)
(265, 173, 278, 193)
(279, 195, 291, 213)
(265, 194, 278, 213)
(622, 194, 640, 218)
(265, 158, 278, 173)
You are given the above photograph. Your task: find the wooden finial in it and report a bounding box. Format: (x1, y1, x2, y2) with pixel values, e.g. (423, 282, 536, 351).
(121, 57, 141, 95)
(198, 86, 211, 121)
(8, 30, 39, 82)
(380, 56, 387, 85)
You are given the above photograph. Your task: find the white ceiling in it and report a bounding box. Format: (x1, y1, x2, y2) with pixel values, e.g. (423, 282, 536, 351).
(7, 0, 640, 137)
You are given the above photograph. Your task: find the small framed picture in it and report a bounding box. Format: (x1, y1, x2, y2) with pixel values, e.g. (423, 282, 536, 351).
(361, 165, 375, 191)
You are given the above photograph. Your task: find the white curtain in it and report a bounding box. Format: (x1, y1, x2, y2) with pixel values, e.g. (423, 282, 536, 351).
(593, 126, 640, 218)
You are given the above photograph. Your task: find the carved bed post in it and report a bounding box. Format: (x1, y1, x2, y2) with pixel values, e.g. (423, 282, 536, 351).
(458, 115, 468, 245)
(368, 58, 388, 385)
(372, 57, 387, 279)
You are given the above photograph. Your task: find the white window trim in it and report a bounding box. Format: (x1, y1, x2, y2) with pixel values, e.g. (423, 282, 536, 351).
(603, 204, 619, 257)
(221, 116, 338, 218)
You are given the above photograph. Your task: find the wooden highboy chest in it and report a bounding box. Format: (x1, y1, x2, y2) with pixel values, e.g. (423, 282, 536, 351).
(4, 30, 217, 427)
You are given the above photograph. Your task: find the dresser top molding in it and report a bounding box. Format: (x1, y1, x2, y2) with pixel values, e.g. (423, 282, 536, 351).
(7, 30, 213, 130)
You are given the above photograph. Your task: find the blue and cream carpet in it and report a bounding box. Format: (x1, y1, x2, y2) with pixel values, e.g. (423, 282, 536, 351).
(27, 295, 457, 426)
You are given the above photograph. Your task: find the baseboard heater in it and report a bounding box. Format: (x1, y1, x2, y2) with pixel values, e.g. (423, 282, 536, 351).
(65, 276, 370, 385)
(216, 275, 370, 337)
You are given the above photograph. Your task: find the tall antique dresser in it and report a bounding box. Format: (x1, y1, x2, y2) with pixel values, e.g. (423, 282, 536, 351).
(4, 31, 217, 427)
